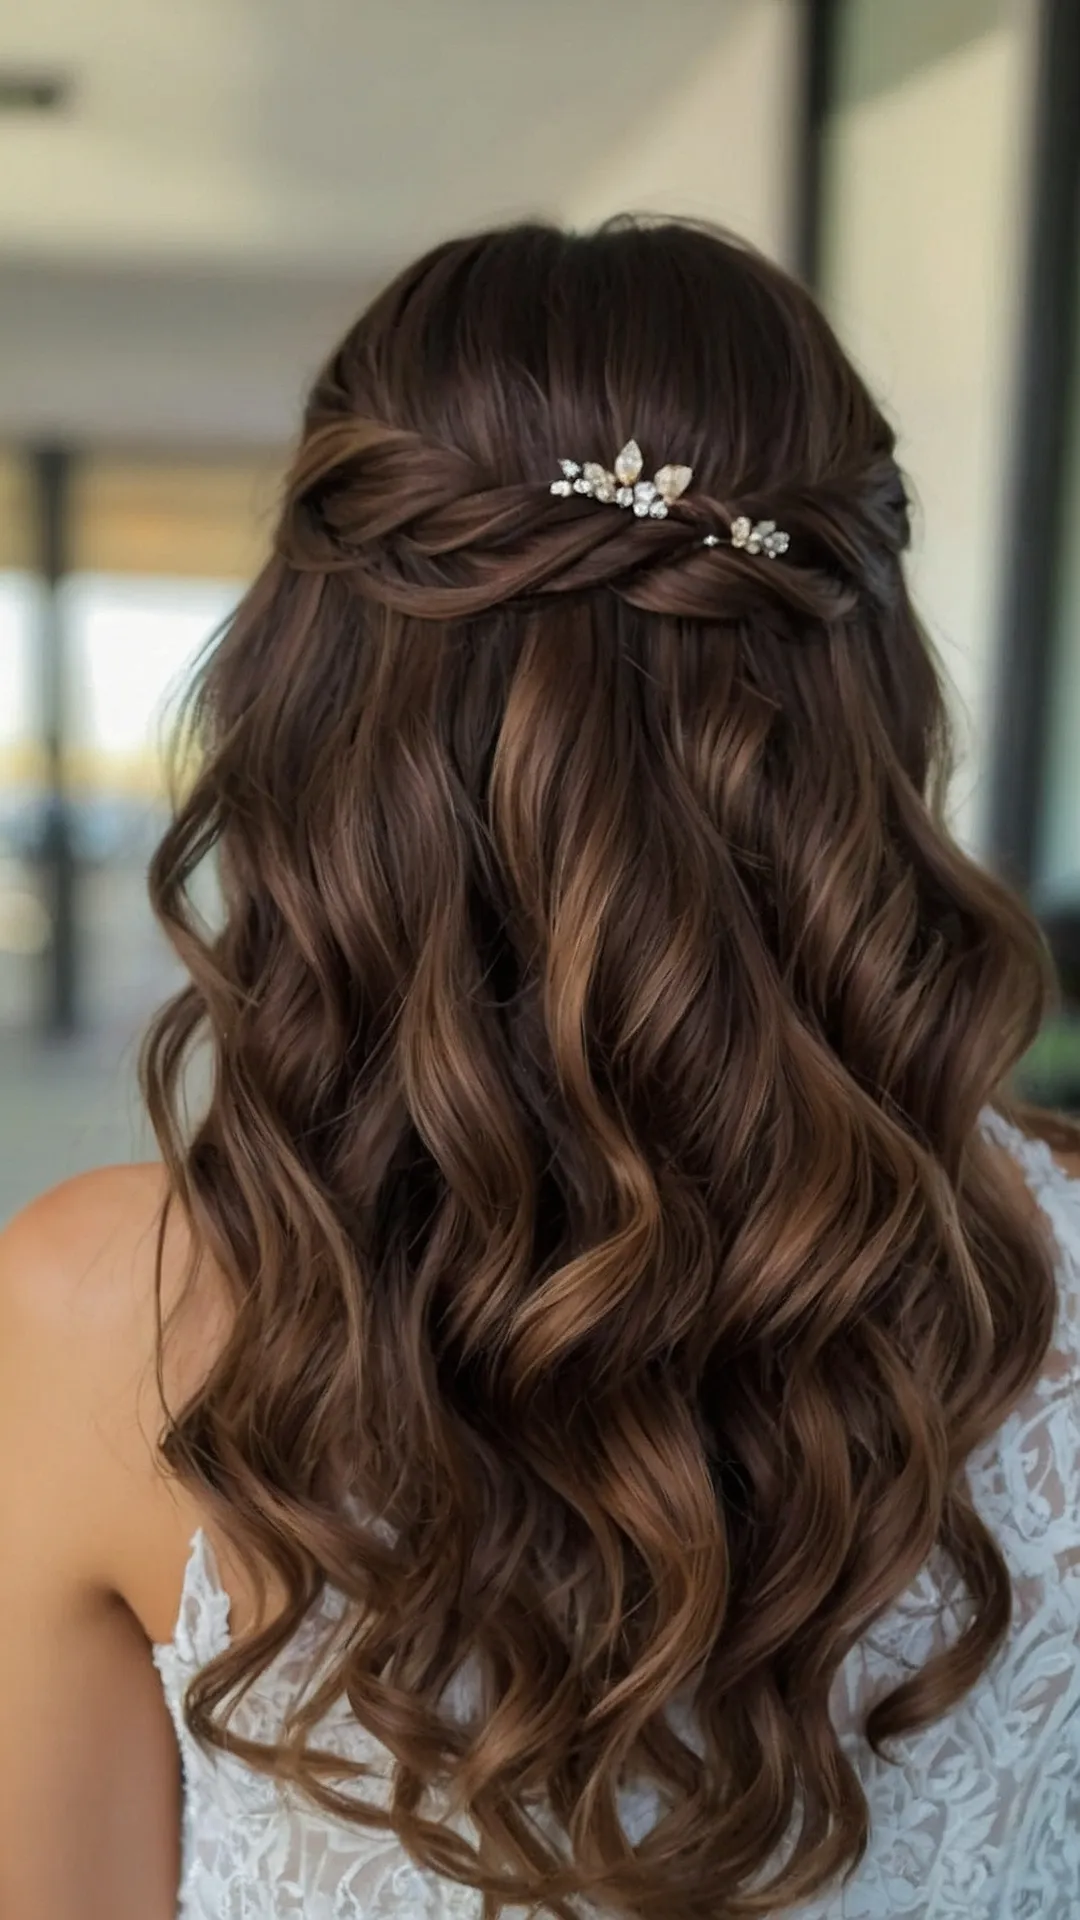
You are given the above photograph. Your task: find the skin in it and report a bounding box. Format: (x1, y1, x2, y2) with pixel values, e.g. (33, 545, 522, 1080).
(0, 1140, 1077, 1917)
(0, 1164, 253, 1920)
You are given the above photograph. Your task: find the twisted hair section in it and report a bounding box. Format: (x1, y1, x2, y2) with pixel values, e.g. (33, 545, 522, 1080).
(278, 413, 906, 626)
(143, 221, 1060, 1918)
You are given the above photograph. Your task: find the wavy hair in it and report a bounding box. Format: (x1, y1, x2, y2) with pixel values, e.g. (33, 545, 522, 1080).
(143, 220, 1061, 1917)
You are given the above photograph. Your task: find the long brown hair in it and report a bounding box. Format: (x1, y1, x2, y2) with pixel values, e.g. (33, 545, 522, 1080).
(144, 220, 1060, 1917)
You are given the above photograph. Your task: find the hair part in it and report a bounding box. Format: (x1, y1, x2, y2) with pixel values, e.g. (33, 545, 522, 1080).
(143, 218, 1059, 1918)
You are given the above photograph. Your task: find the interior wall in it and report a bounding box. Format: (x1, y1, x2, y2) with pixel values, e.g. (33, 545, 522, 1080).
(568, 0, 798, 269)
(820, 0, 1037, 851)
(0, 0, 799, 449)
(0, 261, 368, 446)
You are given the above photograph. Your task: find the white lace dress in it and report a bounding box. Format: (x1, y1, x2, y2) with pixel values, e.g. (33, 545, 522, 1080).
(153, 1115, 1080, 1917)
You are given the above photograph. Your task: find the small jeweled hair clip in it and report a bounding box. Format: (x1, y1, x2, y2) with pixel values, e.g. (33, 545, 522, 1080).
(550, 440, 691, 518)
(729, 516, 789, 559)
(550, 440, 791, 556)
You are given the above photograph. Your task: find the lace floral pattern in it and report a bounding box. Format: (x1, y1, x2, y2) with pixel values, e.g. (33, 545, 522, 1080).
(153, 1115, 1080, 1917)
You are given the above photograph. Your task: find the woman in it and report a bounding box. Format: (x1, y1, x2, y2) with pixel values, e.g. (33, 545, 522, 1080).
(1, 219, 1078, 1920)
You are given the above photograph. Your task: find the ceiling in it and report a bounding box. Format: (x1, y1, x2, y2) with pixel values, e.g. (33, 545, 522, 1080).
(1, 0, 778, 271)
(0, 0, 798, 442)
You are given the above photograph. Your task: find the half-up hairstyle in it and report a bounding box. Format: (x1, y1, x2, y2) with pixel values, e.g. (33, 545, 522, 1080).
(144, 219, 1060, 1917)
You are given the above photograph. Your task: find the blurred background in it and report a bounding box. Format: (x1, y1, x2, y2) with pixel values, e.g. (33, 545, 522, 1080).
(0, 0, 1077, 1220)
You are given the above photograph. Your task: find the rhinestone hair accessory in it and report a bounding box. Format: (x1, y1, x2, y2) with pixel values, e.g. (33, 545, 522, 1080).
(730, 515, 790, 559)
(549, 440, 791, 555)
(549, 440, 692, 519)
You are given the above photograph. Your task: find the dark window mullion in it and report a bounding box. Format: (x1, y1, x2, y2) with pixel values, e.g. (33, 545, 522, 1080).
(31, 444, 80, 1037)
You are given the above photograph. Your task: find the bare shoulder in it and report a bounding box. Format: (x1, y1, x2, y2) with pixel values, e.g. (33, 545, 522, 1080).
(0, 1163, 230, 1627)
(0, 1161, 174, 1341)
(0, 1170, 206, 1913)
(0, 1162, 210, 1428)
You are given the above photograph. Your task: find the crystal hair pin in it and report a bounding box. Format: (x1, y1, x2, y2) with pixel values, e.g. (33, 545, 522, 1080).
(549, 440, 692, 519)
(729, 515, 789, 558)
(550, 441, 791, 555)
(702, 517, 790, 558)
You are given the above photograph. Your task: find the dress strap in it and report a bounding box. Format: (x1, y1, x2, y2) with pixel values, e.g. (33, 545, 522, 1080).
(981, 1108, 1080, 1214)
(162, 1528, 233, 1670)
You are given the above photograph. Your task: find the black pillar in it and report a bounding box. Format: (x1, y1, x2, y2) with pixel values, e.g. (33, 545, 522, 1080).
(31, 445, 79, 1037)
(793, 0, 842, 289)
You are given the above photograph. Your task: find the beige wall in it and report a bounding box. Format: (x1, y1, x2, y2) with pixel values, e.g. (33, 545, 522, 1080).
(567, 0, 798, 269)
(821, 1, 1036, 851)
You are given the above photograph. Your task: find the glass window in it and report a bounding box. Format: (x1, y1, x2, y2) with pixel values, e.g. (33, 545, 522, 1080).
(0, 452, 281, 1216)
(0, 454, 47, 1031)
(59, 452, 280, 1042)
(1, 450, 280, 1045)
(63, 570, 242, 1036)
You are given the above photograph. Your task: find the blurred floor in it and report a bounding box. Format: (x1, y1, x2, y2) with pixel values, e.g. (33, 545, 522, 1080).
(0, 1027, 155, 1223)
(0, 856, 178, 1221)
